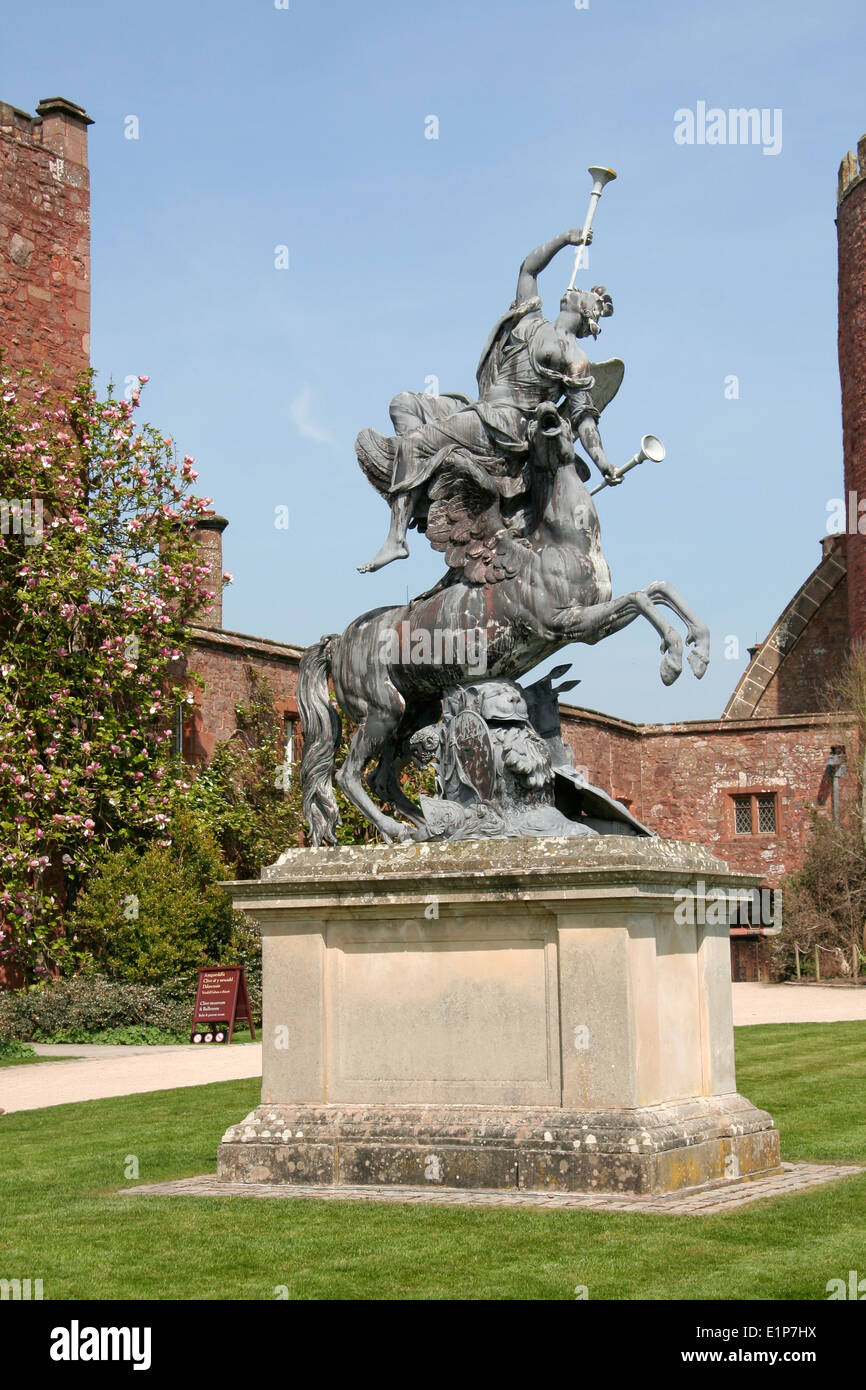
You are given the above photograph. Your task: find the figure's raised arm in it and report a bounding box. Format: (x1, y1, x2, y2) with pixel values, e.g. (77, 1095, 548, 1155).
(515, 229, 590, 303)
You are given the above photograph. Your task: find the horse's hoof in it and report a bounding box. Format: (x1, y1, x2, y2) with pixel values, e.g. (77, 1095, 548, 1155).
(688, 649, 709, 679)
(660, 653, 682, 685)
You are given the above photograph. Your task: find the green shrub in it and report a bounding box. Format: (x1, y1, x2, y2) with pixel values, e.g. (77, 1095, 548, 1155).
(0, 975, 191, 1041)
(0, 1035, 33, 1059)
(33, 1024, 186, 1045)
(65, 807, 242, 984)
(0, 968, 261, 1043)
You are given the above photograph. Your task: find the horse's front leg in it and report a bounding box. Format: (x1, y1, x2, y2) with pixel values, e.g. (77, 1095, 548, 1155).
(559, 590, 685, 685)
(644, 580, 710, 678)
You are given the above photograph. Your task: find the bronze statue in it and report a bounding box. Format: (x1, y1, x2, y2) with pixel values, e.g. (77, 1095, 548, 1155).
(408, 674, 653, 841)
(356, 228, 624, 574)
(299, 178, 710, 846)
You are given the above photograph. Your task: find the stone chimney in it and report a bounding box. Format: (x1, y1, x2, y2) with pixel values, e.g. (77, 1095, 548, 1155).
(837, 135, 866, 652)
(35, 96, 93, 168)
(193, 514, 229, 630)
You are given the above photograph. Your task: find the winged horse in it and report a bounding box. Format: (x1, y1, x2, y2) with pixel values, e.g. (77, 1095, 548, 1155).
(298, 402, 709, 845)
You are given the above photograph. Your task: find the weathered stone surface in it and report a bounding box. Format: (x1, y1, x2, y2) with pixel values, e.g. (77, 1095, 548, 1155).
(217, 1096, 780, 1195)
(220, 836, 780, 1195)
(253, 833, 747, 898)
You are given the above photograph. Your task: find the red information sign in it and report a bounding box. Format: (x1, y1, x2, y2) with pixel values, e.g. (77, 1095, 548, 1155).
(191, 966, 256, 1044)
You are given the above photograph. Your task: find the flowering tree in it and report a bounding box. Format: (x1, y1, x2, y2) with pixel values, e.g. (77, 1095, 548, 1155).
(0, 369, 222, 980)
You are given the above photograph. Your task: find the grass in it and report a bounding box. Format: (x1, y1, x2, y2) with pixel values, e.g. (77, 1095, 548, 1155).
(0, 1022, 864, 1300)
(0, 1051, 76, 1069)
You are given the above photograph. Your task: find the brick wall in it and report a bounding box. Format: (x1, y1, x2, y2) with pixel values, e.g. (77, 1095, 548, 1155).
(183, 627, 302, 763)
(754, 575, 848, 716)
(725, 538, 849, 720)
(558, 707, 644, 809)
(0, 97, 92, 393)
(838, 135, 866, 652)
(559, 705, 858, 881)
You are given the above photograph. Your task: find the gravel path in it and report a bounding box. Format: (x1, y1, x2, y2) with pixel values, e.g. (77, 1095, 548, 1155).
(732, 982, 866, 1025)
(0, 1042, 262, 1114)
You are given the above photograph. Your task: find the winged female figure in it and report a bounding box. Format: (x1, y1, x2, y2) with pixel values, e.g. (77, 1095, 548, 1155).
(355, 228, 625, 574)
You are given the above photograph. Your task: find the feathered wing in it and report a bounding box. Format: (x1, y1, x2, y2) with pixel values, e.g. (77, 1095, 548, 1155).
(425, 451, 525, 585)
(588, 358, 625, 414)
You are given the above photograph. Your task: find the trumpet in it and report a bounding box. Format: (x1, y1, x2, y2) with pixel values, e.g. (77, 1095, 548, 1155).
(567, 165, 617, 292)
(589, 435, 666, 497)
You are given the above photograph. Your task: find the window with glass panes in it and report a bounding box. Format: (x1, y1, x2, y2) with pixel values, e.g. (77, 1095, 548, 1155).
(731, 792, 777, 835)
(284, 715, 300, 773)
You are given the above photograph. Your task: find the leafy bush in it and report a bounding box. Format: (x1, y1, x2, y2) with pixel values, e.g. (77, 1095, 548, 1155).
(0, 1035, 33, 1059)
(0, 959, 262, 1043)
(0, 974, 192, 1041)
(65, 806, 243, 983)
(33, 1024, 186, 1045)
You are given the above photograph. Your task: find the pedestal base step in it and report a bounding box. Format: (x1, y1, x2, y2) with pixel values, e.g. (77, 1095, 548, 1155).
(217, 1095, 781, 1196)
(124, 1162, 861, 1215)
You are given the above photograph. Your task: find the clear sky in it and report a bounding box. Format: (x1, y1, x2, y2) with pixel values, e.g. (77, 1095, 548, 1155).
(4, 0, 865, 721)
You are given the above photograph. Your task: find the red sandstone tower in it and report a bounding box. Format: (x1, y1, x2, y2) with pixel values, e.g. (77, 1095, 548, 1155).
(0, 96, 93, 392)
(838, 134, 866, 652)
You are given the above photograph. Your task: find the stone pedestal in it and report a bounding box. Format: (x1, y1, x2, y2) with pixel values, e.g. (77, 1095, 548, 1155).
(218, 837, 780, 1195)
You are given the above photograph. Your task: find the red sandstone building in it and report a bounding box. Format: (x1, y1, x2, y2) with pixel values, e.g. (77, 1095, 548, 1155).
(3, 95, 865, 980)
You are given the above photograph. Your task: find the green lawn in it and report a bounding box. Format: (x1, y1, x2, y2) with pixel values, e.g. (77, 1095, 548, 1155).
(1, 1022, 865, 1300)
(0, 1052, 76, 1069)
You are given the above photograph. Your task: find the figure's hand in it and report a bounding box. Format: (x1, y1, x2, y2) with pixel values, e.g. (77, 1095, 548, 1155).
(601, 464, 623, 486)
(565, 227, 593, 246)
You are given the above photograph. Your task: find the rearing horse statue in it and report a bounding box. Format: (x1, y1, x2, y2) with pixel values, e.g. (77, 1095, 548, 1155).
(299, 401, 709, 845)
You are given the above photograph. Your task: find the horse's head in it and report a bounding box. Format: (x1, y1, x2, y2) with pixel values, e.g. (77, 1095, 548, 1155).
(527, 403, 590, 481)
(528, 402, 573, 468)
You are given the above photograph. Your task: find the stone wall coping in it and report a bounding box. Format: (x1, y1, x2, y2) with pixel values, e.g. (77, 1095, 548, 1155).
(559, 702, 854, 737)
(188, 624, 305, 662)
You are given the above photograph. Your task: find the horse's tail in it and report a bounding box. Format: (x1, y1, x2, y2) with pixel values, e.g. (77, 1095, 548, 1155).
(298, 634, 342, 846)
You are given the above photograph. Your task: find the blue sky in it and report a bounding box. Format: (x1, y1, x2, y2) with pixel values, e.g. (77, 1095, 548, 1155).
(4, 0, 866, 721)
